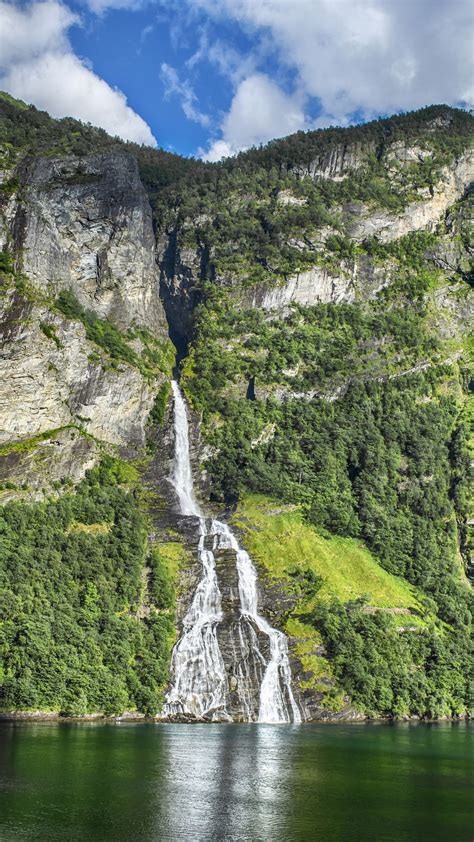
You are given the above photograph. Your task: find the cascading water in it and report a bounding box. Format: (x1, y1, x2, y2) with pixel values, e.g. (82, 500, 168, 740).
(212, 523, 301, 724)
(162, 381, 227, 719)
(163, 381, 301, 723)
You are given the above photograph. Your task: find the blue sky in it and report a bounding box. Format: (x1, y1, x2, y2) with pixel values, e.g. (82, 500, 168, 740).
(1, 0, 473, 159)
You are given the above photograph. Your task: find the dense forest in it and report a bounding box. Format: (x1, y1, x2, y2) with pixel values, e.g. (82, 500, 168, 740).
(0, 458, 175, 715)
(182, 285, 472, 717)
(0, 93, 472, 718)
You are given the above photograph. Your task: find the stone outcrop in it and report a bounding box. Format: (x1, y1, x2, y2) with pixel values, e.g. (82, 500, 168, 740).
(0, 150, 171, 499)
(235, 151, 474, 316)
(0, 288, 158, 448)
(5, 151, 168, 335)
(290, 141, 371, 181)
(159, 149, 473, 325)
(346, 149, 474, 242)
(0, 428, 99, 504)
(157, 231, 202, 355)
(1, 103, 472, 719)
(240, 255, 394, 313)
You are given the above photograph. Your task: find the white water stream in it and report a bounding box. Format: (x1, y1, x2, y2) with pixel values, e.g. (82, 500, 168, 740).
(163, 381, 301, 723)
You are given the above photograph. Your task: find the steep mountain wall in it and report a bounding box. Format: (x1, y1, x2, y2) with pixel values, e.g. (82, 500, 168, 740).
(156, 109, 473, 720)
(6, 152, 167, 334)
(0, 146, 172, 499)
(0, 98, 472, 721)
(158, 142, 473, 334)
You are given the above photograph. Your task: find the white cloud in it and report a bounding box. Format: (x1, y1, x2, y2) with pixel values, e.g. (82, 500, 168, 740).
(187, 28, 257, 84)
(198, 138, 234, 162)
(160, 62, 210, 126)
(187, 0, 474, 157)
(0, 0, 75, 62)
(201, 73, 306, 160)
(82, 0, 144, 15)
(0, 0, 156, 146)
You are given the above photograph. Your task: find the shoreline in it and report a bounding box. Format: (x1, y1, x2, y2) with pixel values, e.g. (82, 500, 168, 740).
(0, 711, 470, 725)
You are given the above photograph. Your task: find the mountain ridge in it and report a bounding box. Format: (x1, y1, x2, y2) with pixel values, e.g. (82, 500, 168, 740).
(0, 94, 472, 720)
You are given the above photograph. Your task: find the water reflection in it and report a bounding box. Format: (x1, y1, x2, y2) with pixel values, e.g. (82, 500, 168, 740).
(156, 724, 296, 840)
(0, 722, 473, 842)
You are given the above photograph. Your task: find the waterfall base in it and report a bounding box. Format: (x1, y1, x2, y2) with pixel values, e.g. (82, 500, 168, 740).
(161, 382, 302, 724)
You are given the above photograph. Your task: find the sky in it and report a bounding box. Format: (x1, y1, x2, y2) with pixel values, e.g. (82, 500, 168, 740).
(0, 0, 473, 160)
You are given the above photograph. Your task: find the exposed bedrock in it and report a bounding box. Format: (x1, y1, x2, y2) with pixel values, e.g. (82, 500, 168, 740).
(158, 150, 473, 324)
(0, 428, 99, 504)
(6, 151, 168, 335)
(289, 140, 372, 181)
(239, 255, 392, 313)
(0, 289, 157, 448)
(157, 230, 202, 357)
(346, 149, 474, 241)
(0, 151, 170, 499)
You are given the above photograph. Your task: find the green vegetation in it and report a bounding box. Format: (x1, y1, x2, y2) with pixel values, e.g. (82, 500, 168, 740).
(148, 381, 172, 429)
(195, 344, 469, 597)
(39, 320, 62, 349)
(182, 293, 441, 407)
(0, 176, 19, 197)
(2, 92, 472, 291)
(0, 90, 202, 183)
(0, 426, 75, 457)
(155, 541, 189, 597)
(311, 599, 471, 718)
(233, 495, 421, 610)
(1, 92, 472, 719)
(150, 106, 473, 288)
(0, 250, 13, 274)
(233, 495, 472, 718)
(55, 290, 174, 379)
(184, 259, 472, 716)
(0, 457, 176, 716)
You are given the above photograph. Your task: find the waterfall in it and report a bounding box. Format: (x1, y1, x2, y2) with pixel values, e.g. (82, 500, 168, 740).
(163, 381, 301, 723)
(162, 381, 227, 720)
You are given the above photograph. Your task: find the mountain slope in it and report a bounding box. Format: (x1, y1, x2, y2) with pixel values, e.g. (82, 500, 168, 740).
(0, 95, 472, 719)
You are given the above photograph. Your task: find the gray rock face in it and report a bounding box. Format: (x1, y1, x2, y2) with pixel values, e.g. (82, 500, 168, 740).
(0, 428, 99, 504)
(157, 231, 202, 353)
(159, 150, 473, 325)
(291, 141, 370, 181)
(11, 151, 167, 335)
(240, 255, 394, 313)
(235, 152, 473, 315)
(0, 151, 171, 499)
(1, 116, 471, 718)
(0, 287, 157, 448)
(346, 149, 474, 242)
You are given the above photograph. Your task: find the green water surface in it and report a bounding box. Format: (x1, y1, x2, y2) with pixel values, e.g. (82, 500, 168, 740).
(0, 722, 472, 841)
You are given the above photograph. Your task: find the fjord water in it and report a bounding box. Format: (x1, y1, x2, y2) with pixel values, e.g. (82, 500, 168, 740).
(0, 722, 472, 841)
(164, 381, 300, 722)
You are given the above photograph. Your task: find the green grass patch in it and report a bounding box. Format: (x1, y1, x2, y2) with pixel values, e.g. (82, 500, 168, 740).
(233, 494, 422, 612)
(67, 521, 112, 536)
(0, 426, 74, 457)
(0, 91, 28, 110)
(155, 541, 187, 581)
(55, 290, 174, 380)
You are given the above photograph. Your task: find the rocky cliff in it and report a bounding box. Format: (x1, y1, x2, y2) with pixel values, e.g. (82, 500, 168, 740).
(1, 143, 172, 500)
(6, 152, 166, 333)
(158, 125, 473, 338)
(0, 97, 473, 721)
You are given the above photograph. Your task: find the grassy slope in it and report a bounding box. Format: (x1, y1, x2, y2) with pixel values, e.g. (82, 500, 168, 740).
(233, 494, 423, 611)
(232, 494, 427, 701)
